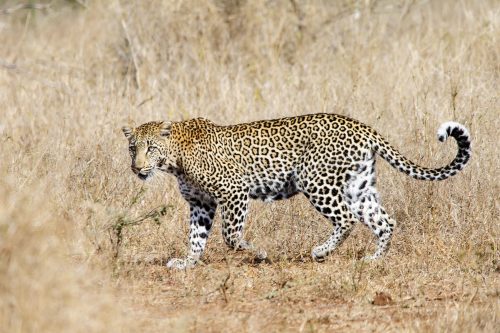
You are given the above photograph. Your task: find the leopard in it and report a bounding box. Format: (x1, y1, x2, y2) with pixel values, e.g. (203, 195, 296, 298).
(122, 113, 471, 269)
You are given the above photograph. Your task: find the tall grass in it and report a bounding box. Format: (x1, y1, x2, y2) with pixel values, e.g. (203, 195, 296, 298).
(0, 0, 498, 332)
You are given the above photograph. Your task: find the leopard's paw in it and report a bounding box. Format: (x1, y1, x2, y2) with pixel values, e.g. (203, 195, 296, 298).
(255, 248, 268, 260)
(311, 246, 327, 262)
(166, 258, 196, 270)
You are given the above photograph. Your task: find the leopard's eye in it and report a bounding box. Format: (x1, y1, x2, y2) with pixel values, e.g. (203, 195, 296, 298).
(147, 146, 158, 153)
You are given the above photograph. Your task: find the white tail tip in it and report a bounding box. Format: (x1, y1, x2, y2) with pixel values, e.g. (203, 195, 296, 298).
(437, 121, 470, 142)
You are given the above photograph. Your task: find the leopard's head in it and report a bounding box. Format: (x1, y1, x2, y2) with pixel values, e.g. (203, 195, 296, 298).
(122, 121, 177, 180)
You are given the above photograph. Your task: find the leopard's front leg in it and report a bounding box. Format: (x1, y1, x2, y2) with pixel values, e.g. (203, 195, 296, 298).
(220, 193, 267, 260)
(167, 178, 217, 269)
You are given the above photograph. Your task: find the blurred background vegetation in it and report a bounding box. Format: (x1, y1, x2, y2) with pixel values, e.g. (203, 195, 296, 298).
(0, 1, 498, 332)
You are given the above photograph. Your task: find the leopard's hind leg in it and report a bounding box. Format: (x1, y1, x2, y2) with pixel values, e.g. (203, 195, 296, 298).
(298, 173, 359, 262)
(345, 158, 397, 260)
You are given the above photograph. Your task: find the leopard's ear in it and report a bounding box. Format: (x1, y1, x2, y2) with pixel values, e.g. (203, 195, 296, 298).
(159, 121, 172, 137)
(122, 126, 134, 139)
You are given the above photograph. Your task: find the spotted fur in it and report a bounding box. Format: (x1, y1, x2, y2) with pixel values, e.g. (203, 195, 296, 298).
(122, 114, 471, 268)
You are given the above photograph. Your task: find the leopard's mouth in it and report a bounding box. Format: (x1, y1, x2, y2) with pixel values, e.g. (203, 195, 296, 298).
(132, 167, 153, 181)
(137, 173, 150, 181)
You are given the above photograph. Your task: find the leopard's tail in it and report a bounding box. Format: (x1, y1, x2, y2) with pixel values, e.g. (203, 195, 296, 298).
(372, 122, 471, 181)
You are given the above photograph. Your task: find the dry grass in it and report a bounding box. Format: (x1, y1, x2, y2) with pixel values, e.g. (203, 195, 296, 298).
(0, 0, 499, 332)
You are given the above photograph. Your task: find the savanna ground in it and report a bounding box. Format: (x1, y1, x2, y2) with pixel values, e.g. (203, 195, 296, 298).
(0, 0, 499, 332)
